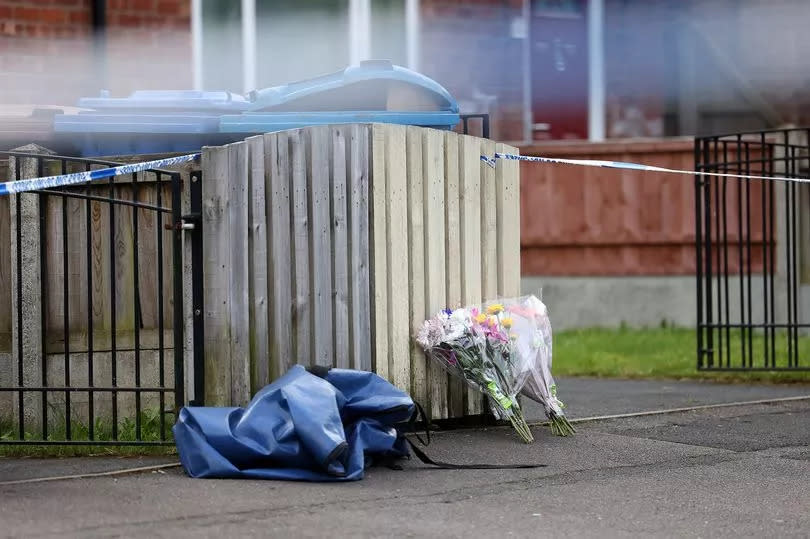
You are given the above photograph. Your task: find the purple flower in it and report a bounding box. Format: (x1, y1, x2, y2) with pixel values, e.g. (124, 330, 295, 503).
(443, 308, 453, 316)
(448, 351, 458, 365)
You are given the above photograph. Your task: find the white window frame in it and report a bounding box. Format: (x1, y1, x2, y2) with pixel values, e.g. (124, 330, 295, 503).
(191, 0, 420, 93)
(587, 0, 605, 142)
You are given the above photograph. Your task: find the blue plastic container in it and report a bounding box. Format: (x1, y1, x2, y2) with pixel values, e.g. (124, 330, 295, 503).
(53, 61, 459, 157)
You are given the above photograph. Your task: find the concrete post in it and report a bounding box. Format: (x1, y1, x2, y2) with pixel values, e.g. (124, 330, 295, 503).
(9, 144, 55, 434)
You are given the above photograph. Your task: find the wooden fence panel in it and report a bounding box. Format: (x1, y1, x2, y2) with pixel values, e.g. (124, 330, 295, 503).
(201, 145, 231, 406)
(384, 125, 411, 391)
(331, 127, 350, 370)
(371, 125, 390, 381)
(227, 142, 251, 406)
(198, 125, 518, 417)
(423, 128, 448, 419)
(405, 126, 426, 407)
(0, 194, 9, 353)
(496, 143, 522, 297)
(443, 131, 465, 417)
(266, 131, 294, 380)
(459, 134, 484, 416)
(349, 125, 372, 372)
(246, 135, 270, 392)
(290, 130, 312, 370)
(309, 127, 334, 369)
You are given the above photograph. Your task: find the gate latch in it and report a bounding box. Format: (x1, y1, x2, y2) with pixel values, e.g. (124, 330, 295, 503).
(165, 212, 200, 231)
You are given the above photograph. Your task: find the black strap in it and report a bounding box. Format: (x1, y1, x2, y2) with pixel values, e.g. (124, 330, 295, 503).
(307, 365, 330, 379)
(405, 437, 546, 470)
(400, 401, 546, 470)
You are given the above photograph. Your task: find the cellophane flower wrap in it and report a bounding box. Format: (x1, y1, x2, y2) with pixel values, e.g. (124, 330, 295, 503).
(416, 295, 574, 442)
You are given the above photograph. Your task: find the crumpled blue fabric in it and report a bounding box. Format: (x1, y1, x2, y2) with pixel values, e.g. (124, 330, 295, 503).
(172, 366, 415, 481)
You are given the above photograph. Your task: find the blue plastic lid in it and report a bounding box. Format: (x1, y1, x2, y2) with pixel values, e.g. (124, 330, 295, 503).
(54, 113, 222, 134)
(219, 110, 460, 133)
(247, 60, 458, 113)
(76, 90, 252, 112)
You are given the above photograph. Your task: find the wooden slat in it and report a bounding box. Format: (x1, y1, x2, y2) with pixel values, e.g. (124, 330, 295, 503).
(246, 135, 270, 392)
(370, 124, 389, 381)
(113, 182, 136, 337)
(0, 194, 9, 352)
(349, 124, 372, 372)
(422, 128, 448, 419)
(405, 126, 426, 407)
(155, 181, 175, 328)
(480, 139, 498, 302)
(228, 142, 251, 406)
(478, 138, 499, 417)
(496, 142, 521, 297)
(309, 127, 334, 368)
(384, 125, 410, 392)
(63, 161, 88, 340)
(134, 173, 158, 330)
(459, 135, 483, 416)
(201, 145, 231, 406)
(90, 181, 111, 343)
(290, 129, 312, 367)
(331, 126, 350, 369)
(443, 131, 465, 417)
(266, 131, 293, 380)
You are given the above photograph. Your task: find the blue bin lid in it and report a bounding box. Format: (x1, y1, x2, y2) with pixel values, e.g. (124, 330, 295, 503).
(54, 61, 458, 138)
(54, 113, 222, 134)
(75, 90, 252, 112)
(247, 60, 458, 113)
(219, 110, 460, 133)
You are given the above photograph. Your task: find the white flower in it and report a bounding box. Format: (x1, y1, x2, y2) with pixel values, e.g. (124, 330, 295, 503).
(416, 318, 446, 349)
(450, 308, 472, 327)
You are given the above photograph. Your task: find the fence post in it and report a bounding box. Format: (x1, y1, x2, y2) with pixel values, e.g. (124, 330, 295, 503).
(774, 129, 810, 327)
(773, 129, 809, 327)
(201, 143, 251, 406)
(9, 144, 54, 433)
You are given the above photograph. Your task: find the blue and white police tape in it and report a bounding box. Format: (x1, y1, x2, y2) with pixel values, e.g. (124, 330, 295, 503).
(0, 153, 201, 196)
(481, 152, 810, 184)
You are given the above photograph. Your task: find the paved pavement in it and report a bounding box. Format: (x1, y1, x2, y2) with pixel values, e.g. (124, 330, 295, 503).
(522, 376, 810, 420)
(1, 379, 809, 538)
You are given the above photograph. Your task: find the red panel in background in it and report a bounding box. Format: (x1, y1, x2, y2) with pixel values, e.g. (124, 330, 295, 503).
(530, 0, 589, 141)
(517, 139, 771, 276)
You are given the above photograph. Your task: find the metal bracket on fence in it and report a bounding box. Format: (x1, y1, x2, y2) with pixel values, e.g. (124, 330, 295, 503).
(165, 213, 200, 231)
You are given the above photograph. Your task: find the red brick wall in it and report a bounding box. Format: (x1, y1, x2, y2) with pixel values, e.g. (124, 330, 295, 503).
(0, 0, 191, 106)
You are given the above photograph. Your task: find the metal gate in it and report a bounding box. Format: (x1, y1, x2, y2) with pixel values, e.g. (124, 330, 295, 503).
(0, 151, 201, 445)
(695, 127, 810, 371)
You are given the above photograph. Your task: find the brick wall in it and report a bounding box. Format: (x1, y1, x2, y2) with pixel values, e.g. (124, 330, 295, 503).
(0, 0, 191, 106)
(420, 0, 526, 141)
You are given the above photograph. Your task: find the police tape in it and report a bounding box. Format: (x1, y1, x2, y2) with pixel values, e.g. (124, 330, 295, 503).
(0, 153, 201, 196)
(481, 152, 810, 184)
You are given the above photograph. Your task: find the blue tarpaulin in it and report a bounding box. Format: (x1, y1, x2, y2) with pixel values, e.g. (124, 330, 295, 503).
(173, 366, 415, 481)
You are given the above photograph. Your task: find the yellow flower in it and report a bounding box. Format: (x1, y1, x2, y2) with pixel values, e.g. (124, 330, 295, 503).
(487, 303, 504, 315)
(487, 316, 497, 327)
(474, 313, 487, 324)
(501, 317, 513, 329)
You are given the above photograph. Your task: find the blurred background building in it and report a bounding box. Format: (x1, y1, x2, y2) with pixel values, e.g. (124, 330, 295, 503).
(1, 0, 808, 143)
(1, 0, 808, 327)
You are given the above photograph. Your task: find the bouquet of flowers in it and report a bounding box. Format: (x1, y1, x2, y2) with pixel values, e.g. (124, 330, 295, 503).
(416, 295, 574, 442)
(511, 296, 575, 437)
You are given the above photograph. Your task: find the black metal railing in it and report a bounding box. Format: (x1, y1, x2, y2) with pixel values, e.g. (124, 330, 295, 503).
(459, 114, 490, 139)
(695, 128, 810, 371)
(0, 152, 190, 445)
